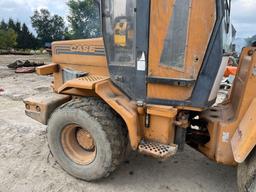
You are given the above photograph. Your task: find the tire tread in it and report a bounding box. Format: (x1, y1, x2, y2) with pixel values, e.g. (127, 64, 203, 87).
(48, 97, 127, 179)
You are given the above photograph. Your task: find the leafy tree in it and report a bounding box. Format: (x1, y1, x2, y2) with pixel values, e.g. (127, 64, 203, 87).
(31, 9, 65, 45)
(0, 28, 17, 49)
(1, 19, 38, 49)
(67, 0, 101, 39)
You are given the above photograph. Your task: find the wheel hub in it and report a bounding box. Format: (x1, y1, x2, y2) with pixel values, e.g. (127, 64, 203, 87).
(61, 124, 96, 165)
(76, 129, 95, 151)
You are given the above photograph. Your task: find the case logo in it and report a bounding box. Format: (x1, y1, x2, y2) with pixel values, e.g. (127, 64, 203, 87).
(54, 44, 105, 56)
(70, 45, 97, 53)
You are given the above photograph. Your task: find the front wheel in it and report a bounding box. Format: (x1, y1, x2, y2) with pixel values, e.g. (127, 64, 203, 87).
(237, 148, 256, 192)
(47, 97, 127, 181)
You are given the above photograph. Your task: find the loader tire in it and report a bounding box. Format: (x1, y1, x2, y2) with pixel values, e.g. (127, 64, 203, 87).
(47, 97, 127, 181)
(237, 149, 256, 192)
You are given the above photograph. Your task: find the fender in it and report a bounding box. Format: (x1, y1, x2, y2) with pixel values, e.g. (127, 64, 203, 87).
(95, 80, 141, 149)
(231, 98, 256, 163)
(58, 76, 141, 149)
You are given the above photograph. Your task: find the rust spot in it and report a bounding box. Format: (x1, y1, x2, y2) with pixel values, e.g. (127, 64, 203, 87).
(238, 129, 243, 138)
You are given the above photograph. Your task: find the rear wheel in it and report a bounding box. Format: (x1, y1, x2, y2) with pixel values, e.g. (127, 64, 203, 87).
(237, 149, 256, 192)
(47, 97, 127, 181)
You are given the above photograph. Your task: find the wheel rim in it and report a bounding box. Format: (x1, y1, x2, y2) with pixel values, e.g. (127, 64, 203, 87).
(61, 124, 96, 165)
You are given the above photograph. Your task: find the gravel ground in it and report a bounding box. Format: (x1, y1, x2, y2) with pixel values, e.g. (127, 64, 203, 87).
(0, 55, 238, 192)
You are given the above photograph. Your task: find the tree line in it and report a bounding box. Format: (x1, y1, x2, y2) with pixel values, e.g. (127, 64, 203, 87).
(0, 0, 101, 50)
(0, 19, 38, 49)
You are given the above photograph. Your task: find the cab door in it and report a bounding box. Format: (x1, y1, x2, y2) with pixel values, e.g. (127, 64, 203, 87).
(147, 0, 216, 103)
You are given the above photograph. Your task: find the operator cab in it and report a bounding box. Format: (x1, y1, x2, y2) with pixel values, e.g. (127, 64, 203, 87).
(98, 0, 230, 109)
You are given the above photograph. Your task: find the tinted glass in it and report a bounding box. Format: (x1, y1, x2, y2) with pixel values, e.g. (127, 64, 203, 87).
(160, 0, 190, 69)
(102, 0, 136, 67)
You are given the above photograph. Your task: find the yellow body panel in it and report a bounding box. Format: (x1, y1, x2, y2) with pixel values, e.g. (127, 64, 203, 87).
(57, 75, 109, 93)
(147, 0, 216, 100)
(198, 48, 256, 165)
(36, 63, 58, 75)
(95, 80, 141, 149)
(232, 98, 256, 163)
(50, 38, 109, 91)
(144, 105, 177, 144)
(52, 38, 107, 66)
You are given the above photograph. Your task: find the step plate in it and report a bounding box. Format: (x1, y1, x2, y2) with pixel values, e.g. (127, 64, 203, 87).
(138, 140, 178, 159)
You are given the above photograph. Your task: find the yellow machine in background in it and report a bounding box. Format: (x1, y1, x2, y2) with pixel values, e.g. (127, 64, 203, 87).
(114, 18, 128, 47)
(24, 0, 256, 191)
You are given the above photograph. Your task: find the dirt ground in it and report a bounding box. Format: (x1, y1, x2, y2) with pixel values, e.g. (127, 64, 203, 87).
(0, 55, 238, 192)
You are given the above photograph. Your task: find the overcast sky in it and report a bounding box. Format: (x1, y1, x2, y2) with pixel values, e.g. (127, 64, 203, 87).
(0, 0, 255, 38)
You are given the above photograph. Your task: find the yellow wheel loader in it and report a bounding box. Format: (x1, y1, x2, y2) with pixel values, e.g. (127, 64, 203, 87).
(24, 0, 256, 191)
